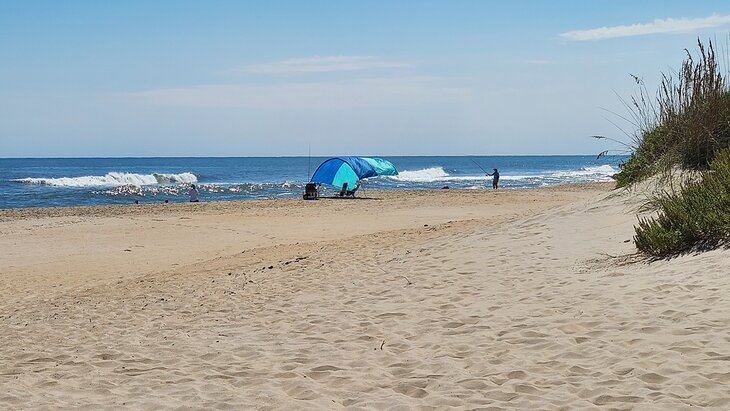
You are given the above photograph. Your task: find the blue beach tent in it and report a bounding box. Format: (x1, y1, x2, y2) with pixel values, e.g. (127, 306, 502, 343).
(310, 156, 398, 189)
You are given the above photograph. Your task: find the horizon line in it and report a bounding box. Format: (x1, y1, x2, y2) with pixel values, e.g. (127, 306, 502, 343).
(0, 153, 622, 160)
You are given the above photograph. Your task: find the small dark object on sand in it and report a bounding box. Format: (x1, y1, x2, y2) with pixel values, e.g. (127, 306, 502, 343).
(441, 186, 449, 189)
(303, 182, 319, 200)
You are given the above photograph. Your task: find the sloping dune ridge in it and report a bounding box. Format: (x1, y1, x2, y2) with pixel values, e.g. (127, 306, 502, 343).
(1, 183, 730, 409)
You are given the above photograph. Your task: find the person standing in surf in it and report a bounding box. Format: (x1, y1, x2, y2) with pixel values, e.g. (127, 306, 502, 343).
(189, 184, 200, 202)
(486, 168, 499, 189)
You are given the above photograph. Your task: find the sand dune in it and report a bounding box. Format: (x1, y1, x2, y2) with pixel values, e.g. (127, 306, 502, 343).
(2, 183, 730, 409)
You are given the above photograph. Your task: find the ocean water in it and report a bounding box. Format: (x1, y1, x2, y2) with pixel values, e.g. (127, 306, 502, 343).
(0, 156, 625, 209)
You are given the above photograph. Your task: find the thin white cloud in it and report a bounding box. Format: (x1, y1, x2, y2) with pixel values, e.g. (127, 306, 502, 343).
(240, 55, 409, 74)
(561, 14, 730, 41)
(123, 77, 467, 109)
(522, 59, 551, 65)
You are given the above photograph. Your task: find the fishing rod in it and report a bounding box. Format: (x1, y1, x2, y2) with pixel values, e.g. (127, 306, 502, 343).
(470, 159, 490, 175)
(307, 144, 311, 179)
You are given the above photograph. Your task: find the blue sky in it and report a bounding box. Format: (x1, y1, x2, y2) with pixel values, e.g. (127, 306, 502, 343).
(1, 1, 730, 157)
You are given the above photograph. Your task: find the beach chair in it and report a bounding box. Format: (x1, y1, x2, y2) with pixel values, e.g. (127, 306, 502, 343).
(338, 182, 349, 197)
(338, 183, 359, 197)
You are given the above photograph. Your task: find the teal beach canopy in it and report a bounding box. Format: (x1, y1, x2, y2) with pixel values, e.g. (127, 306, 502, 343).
(310, 157, 398, 189)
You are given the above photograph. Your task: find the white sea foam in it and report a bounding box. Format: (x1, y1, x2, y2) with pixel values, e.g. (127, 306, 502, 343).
(548, 164, 618, 180)
(15, 172, 198, 187)
(390, 165, 618, 184)
(390, 167, 489, 182)
(585, 165, 617, 174)
(390, 167, 452, 182)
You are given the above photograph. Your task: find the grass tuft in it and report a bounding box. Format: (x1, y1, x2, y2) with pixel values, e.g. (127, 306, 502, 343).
(612, 38, 730, 187)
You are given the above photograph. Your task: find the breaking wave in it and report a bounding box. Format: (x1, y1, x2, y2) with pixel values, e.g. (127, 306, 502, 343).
(390, 167, 452, 182)
(551, 164, 617, 178)
(15, 172, 198, 187)
(389, 165, 618, 184)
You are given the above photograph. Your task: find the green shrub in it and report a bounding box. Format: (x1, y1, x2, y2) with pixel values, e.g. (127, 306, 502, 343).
(634, 148, 730, 256)
(614, 125, 668, 187)
(600, 38, 730, 255)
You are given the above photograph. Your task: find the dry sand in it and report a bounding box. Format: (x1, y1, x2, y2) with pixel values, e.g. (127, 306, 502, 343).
(1, 183, 729, 409)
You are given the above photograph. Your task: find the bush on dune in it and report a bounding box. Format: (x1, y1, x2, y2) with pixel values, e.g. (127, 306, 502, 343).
(634, 148, 730, 255)
(614, 125, 668, 188)
(614, 39, 730, 187)
(605, 38, 730, 256)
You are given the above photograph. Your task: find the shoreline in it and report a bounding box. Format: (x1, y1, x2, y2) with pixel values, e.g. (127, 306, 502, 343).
(0, 181, 613, 219)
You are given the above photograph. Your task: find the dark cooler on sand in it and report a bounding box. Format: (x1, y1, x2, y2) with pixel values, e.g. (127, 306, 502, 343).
(303, 183, 318, 200)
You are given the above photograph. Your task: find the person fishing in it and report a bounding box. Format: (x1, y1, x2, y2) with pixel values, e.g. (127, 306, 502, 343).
(471, 160, 499, 189)
(486, 168, 499, 189)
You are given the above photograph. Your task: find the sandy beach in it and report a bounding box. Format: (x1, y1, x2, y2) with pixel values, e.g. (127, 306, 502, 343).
(2, 183, 730, 409)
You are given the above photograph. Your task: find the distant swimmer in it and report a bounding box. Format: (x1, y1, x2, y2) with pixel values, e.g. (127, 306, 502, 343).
(486, 168, 499, 189)
(189, 184, 200, 202)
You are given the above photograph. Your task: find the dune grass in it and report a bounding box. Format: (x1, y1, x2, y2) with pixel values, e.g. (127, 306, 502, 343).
(613, 39, 730, 188)
(602, 38, 730, 256)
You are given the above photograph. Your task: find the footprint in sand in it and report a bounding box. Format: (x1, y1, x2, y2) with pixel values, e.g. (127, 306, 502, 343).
(637, 372, 669, 384)
(393, 383, 429, 398)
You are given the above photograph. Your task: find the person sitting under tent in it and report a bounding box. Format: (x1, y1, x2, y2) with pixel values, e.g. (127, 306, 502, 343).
(338, 182, 360, 197)
(347, 183, 360, 197)
(339, 183, 347, 197)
